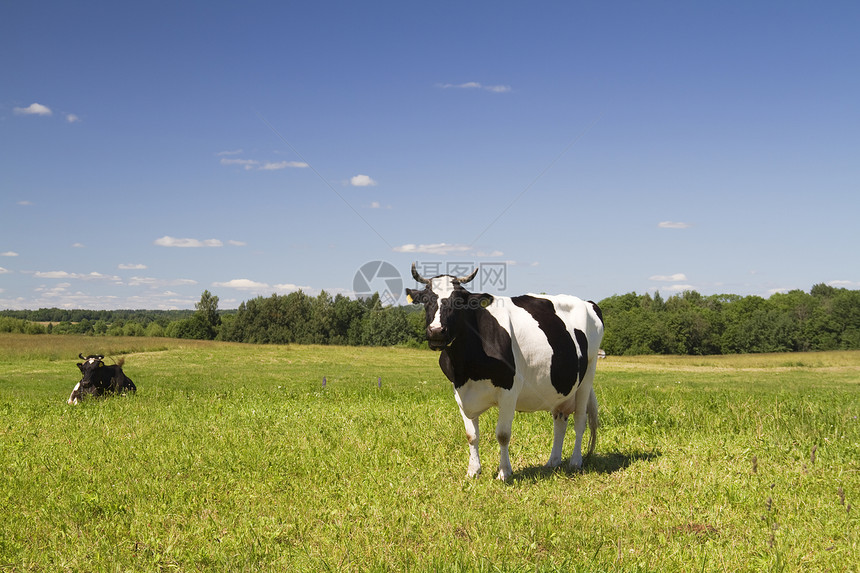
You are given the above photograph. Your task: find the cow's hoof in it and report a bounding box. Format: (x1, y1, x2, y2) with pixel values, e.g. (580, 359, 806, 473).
(545, 456, 563, 468)
(466, 467, 482, 479)
(496, 466, 513, 481)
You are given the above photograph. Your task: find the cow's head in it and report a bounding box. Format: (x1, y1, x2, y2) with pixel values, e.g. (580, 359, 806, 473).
(68, 354, 106, 404)
(406, 263, 492, 350)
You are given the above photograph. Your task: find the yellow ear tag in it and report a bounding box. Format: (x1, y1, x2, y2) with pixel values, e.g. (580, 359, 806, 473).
(480, 298, 490, 308)
(406, 293, 413, 304)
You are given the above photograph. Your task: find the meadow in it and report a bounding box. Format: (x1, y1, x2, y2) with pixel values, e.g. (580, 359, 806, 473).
(0, 333, 857, 572)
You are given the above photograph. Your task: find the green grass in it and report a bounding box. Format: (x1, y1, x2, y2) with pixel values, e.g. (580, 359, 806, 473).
(1, 334, 857, 572)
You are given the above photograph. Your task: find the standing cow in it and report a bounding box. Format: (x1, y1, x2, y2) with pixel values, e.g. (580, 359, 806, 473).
(406, 263, 604, 480)
(67, 354, 137, 405)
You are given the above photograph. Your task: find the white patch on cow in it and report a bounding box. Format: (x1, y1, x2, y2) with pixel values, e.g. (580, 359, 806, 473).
(68, 382, 81, 405)
(428, 276, 457, 330)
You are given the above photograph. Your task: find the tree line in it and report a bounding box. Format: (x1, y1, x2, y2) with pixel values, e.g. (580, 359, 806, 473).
(0, 290, 426, 348)
(599, 283, 860, 355)
(2, 284, 859, 355)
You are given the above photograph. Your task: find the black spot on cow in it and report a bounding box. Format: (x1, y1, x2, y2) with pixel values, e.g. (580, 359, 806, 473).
(438, 301, 516, 390)
(511, 295, 586, 396)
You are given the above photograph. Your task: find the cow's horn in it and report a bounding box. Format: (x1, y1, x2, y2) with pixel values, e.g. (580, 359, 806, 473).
(78, 353, 86, 360)
(411, 262, 431, 285)
(456, 267, 479, 284)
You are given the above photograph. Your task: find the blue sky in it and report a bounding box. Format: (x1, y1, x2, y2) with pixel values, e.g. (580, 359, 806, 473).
(2, 1, 858, 310)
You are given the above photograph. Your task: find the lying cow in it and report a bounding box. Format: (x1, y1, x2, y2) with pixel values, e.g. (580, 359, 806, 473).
(67, 354, 137, 405)
(407, 263, 604, 480)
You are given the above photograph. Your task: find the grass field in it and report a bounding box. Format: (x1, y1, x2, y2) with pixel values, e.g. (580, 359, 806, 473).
(0, 334, 857, 572)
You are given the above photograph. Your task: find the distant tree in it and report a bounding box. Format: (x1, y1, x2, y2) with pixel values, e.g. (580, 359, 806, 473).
(194, 290, 221, 340)
(123, 322, 145, 337)
(144, 322, 165, 337)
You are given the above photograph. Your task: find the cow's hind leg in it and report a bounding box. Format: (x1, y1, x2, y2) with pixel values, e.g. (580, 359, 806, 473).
(569, 365, 598, 470)
(460, 410, 482, 478)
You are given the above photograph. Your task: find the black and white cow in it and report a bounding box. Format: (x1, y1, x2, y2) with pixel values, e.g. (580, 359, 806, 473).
(67, 354, 137, 405)
(406, 264, 604, 480)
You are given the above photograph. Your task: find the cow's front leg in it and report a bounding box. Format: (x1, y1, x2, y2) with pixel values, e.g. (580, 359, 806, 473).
(460, 411, 482, 478)
(495, 395, 517, 480)
(546, 411, 569, 468)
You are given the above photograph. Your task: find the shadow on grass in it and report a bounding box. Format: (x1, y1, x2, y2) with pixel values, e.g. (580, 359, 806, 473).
(512, 449, 661, 482)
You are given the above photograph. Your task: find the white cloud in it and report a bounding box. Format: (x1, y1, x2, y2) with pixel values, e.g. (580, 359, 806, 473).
(350, 174, 377, 187)
(33, 270, 121, 281)
(127, 276, 197, 287)
(438, 82, 511, 93)
(650, 273, 688, 282)
(33, 271, 72, 279)
(227, 240, 247, 246)
(1, 251, 18, 257)
(658, 221, 691, 229)
(213, 279, 270, 290)
(72, 243, 85, 248)
(0, 267, 10, 274)
(66, 114, 81, 123)
(14, 102, 53, 116)
(260, 161, 308, 170)
(502, 260, 540, 267)
(154, 236, 223, 248)
(828, 280, 860, 289)
(220, 156, 308, 171)
(220, 158, 259, 170)
(394, 243, 472, 255)
(212, 279, 312, 294)
(273, 283, 312, 293)
(370, 201, 381, 209)
(118, 263, 147, 270)
(17, 201, 32, 206)
(663, 284, 696, 293)
(444, 82, 482, 89)
(217, 149, 244, 156)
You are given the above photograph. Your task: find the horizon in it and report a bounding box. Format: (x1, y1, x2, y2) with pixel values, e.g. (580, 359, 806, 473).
(0, 279, 849, 313)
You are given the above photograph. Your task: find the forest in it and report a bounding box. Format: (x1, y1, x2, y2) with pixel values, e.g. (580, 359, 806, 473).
(2, 284, 859, 355)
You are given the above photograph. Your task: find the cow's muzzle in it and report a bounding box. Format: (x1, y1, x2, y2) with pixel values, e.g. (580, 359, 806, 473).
(427, 327, 451, 350)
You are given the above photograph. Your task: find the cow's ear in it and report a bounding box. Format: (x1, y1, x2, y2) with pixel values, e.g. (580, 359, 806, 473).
(405, 288, 419, 304)
(77, 363, 84, 371)
(469, 293, 493, 309)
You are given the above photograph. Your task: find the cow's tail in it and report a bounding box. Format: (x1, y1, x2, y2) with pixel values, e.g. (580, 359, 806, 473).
(586, 385, 599, 458)
(116, 357, 125, 368)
